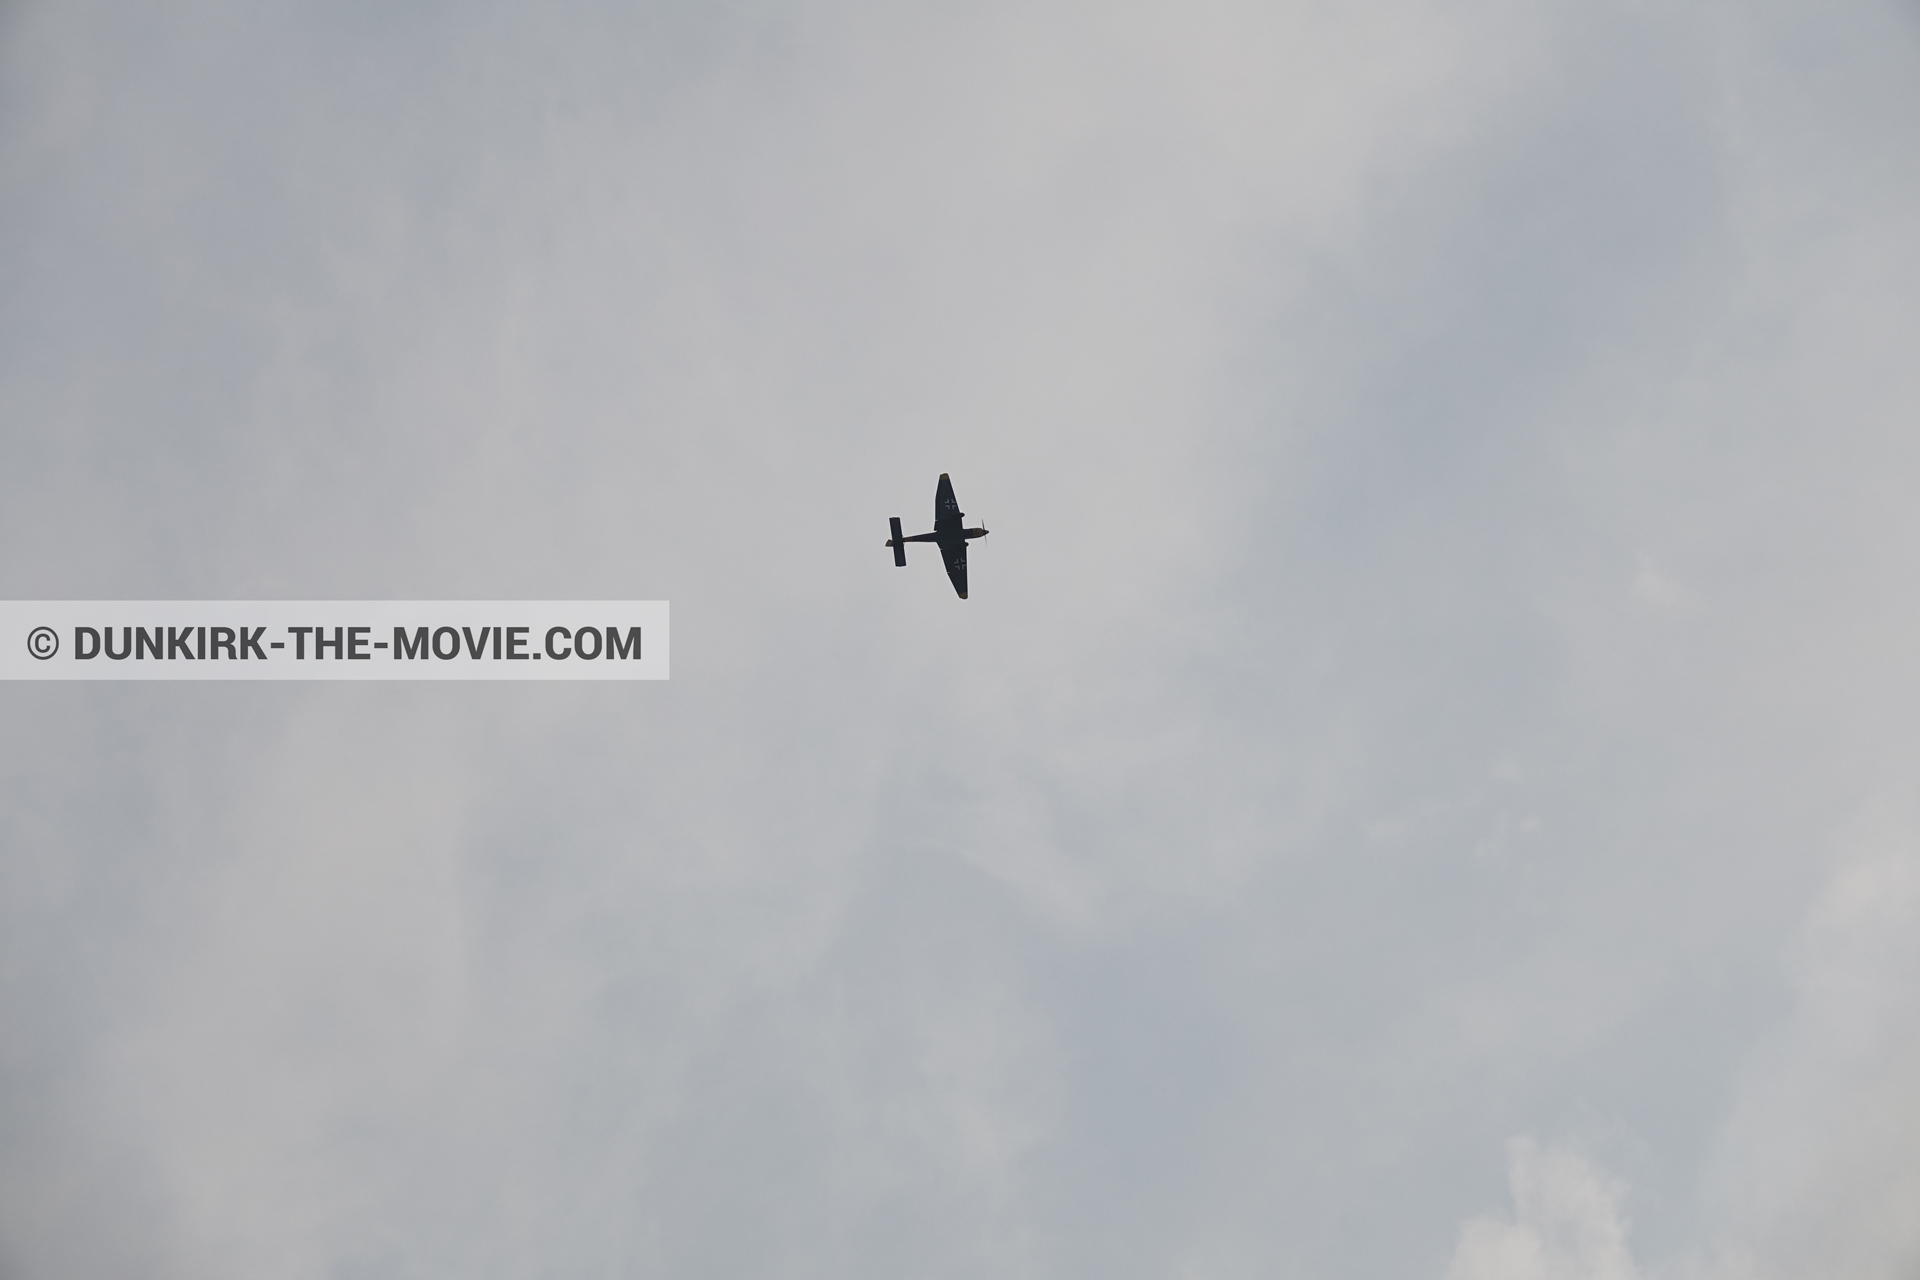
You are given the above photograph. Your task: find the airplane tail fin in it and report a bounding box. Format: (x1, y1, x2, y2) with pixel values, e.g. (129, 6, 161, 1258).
(889, 517, 906, 567)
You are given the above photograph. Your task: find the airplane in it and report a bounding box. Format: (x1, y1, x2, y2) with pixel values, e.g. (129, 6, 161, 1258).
(886, 473, 988, 598)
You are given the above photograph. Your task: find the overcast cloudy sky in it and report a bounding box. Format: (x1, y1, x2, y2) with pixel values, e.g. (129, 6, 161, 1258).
(4, 1, 1920, 1276)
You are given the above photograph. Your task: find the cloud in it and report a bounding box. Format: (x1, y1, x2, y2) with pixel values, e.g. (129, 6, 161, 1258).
(1447, 1138, 1641, 1280)
(1447, 836, 1920, 1280)
(1696, 833, 1920, 1280)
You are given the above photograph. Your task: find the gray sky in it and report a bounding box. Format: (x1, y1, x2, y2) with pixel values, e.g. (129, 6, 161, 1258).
(4, 1, 1920, 1276)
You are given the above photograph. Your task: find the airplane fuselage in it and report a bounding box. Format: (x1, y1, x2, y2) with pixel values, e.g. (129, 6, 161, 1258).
(933, 507, 985, 555)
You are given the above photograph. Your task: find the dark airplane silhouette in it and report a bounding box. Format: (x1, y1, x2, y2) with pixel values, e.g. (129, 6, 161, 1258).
(886, 473, 988, 598)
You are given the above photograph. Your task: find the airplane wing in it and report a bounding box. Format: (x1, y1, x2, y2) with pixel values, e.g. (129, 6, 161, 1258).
(935, 473, 961, 525)
(942, 539, 968, 599)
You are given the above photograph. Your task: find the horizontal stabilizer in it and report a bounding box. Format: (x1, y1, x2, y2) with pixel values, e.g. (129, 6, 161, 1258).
(889, 517, 906, 567)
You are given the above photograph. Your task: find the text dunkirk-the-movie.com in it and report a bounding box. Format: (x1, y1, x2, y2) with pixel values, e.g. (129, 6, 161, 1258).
(1, 602, 668, 681)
